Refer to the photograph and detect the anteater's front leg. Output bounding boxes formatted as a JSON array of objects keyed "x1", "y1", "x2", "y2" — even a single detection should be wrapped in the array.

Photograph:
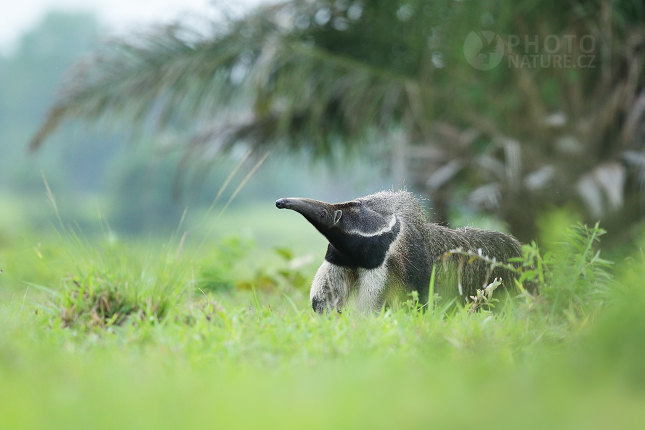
[{"x1": 310, "y1": 261, "x2": 356, "y2": 314}]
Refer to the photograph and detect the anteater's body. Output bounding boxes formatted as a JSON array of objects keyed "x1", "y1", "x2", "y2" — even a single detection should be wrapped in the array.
[{"x1": 275, "y1": 190, "x2": 522, "y2": 314}]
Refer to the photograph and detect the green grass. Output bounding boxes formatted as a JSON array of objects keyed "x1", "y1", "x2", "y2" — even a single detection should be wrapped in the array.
[{"x1": 1, "y1": 219, "x2": 645, "y2": 429}]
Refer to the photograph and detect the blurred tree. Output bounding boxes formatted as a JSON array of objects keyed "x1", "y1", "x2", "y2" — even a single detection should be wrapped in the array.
[
  {"x1": 30, "y1": 0, "x2": 645, "y2": 242},
  {"x1": 0, "y1": 11, "x2": 104, "y2": 191}
]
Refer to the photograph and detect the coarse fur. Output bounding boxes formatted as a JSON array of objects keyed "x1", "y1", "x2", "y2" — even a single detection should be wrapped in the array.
[{"x1": 276, "y1": 190, "x2": 523, "y2": 314}]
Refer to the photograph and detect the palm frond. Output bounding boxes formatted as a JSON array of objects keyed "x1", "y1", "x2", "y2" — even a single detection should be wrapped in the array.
[
  {"x1": 29, "y1": 0, "x2": 645, "y2": 240},
  {"x1": 30, "y1": 1, "x2": 432, "y2": 160},
  {"x1": 30, "y1": 16, "x2": 269, "y2": 151}
]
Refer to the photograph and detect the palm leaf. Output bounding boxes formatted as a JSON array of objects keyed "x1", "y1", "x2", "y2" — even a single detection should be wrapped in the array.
[
  {"x1": 30, "y1": 1, "x2": 436, "y2": 161},
  {"x1": 29, "y1": 0, "x2": 645, "y2": 240}
]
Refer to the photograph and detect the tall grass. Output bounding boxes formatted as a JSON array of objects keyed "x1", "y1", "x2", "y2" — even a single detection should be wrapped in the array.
[{"x1": 1, "y1": 220, "x2": 644, "y2": 429}]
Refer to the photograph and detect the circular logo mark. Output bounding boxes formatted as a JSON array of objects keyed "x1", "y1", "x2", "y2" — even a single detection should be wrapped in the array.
[{"x1": 463, "y1": 31, "x2": 504, "y2": 70}]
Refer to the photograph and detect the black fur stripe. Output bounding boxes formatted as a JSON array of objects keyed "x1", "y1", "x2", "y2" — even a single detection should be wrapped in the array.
[{"x1": 324, "y1": 219, "x2": 401, "y2": 269}]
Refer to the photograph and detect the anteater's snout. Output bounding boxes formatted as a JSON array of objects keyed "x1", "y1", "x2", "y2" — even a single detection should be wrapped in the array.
[{"x1": 275, "y1": 198, "x2": 289, "y2": 209}]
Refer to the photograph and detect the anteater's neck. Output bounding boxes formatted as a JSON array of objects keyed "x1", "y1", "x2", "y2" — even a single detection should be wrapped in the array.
[{"x1": 323, "y1": 219, "x2": 401, "y2": 269}]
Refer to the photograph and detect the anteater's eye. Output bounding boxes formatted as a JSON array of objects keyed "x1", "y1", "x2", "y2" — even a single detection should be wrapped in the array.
[{"x1": 320, "y1": 209, "x2": 327, "y2": 217}]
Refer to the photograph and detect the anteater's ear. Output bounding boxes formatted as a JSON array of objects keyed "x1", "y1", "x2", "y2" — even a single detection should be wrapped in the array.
[{"x1": 333, "y1": 210, "x2": 342, "y2": 225}]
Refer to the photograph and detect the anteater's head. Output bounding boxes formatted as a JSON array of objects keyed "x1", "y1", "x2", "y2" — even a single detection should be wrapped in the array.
[
  {"x1": 275, "y1": 197, "x2": 396, "y2": 242},
  {"x1": 276, "y1": 196, "x2": 400, "y2": 313}
]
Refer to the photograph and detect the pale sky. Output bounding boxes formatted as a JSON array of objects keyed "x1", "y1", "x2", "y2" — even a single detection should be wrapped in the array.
[{"x1": 0, "y1": 0, "x2": 268, "y2": 55}]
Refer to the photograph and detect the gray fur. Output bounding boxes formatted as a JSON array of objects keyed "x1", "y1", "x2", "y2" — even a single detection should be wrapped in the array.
[{"x1": 276, "y1": 190, "x2": 523, "y2": 314}]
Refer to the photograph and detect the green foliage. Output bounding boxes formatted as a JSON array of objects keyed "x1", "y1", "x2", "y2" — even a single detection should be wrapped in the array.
[
  {"x1": 542, "y1": 223, "x2": 613, "y2": 320},
  {"x1": 198, "y1": 236, "x2": 253, "y2": 293},
  {"x1": 27, "y1": 234, "x2": 192, "y2": 330},
  {"x1": 236, "y1": 247, "x2": 316, "y2": 292},
  {"x1": 2, "y1": 221, "x2": 645, "y2": 428},
  {"x1": 537, "y1": 208, "x2": 583, "y2": 252},
  {"x1": 436, "y1": 222, "x2": 612, "y2": 322}
]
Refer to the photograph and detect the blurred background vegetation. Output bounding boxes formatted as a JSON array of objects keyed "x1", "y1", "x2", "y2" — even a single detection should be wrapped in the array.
[
  {"x1": 0, "y1": 8, "x2": 389, "y2": 239},
  {"x1": 16, "y1": 0, "x2": 645, "y2": 248},
  {"x1": 1, "y1": 0, "x2": 644, "y2": 301},
  {"x1": 0, "y1": 1, "x2": 642, "y2": 256},
  {"x1": 2, "y1": 2, "x2": 645, "y2": 428}
]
